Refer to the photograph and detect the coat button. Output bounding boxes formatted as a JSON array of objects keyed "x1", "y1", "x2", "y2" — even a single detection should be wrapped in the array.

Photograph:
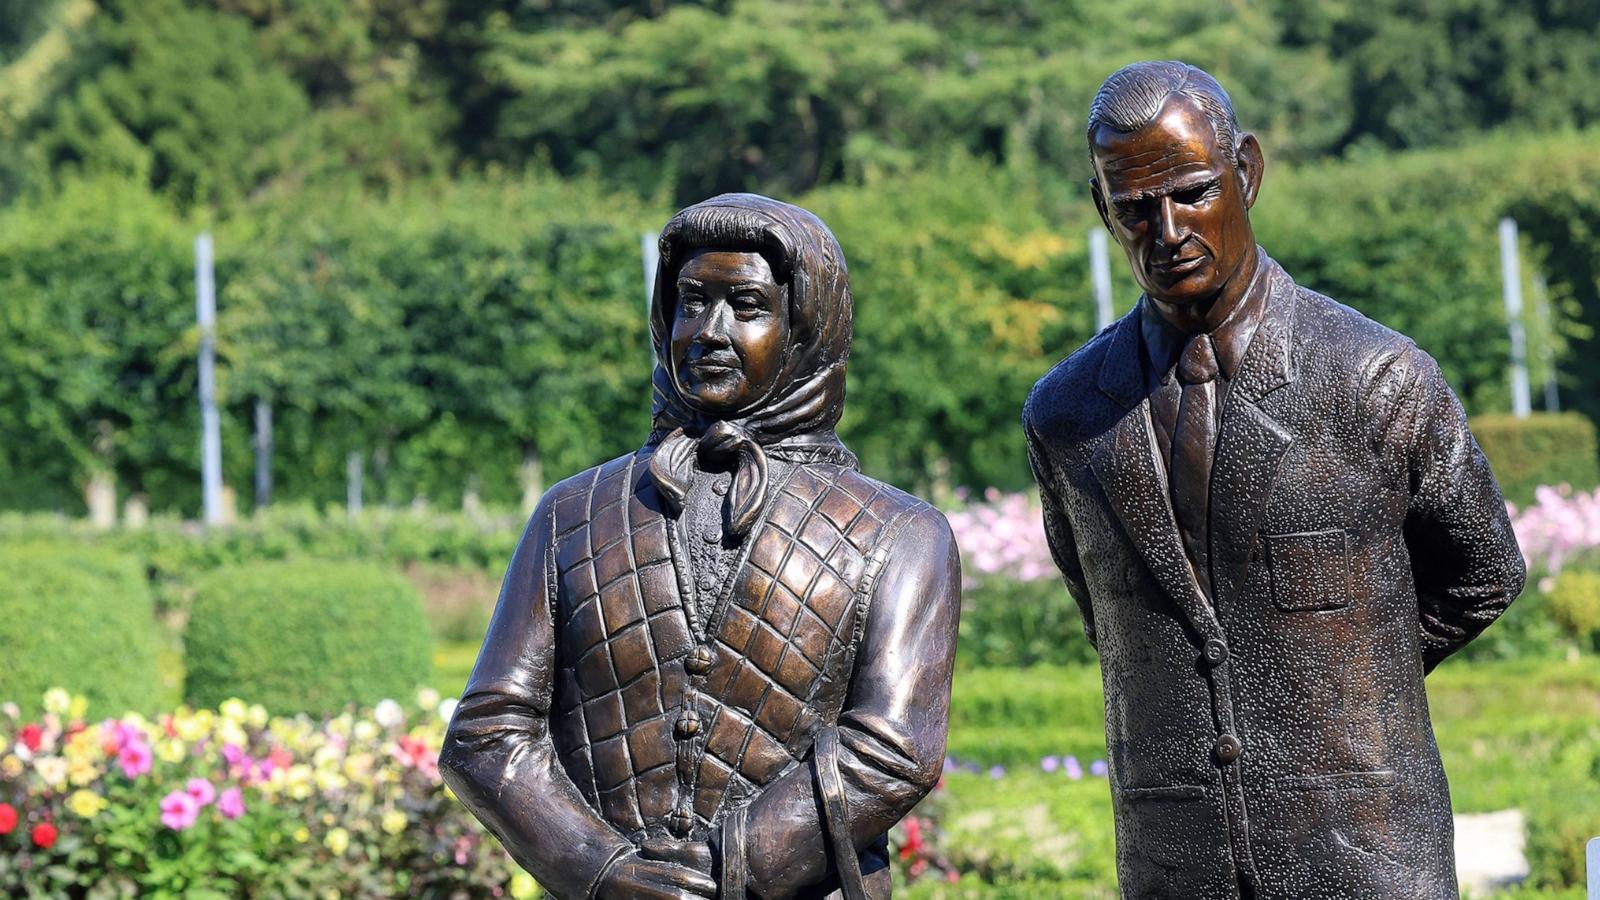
[
  {"x1": 685, "y1": 645, "x2": 716, "y2": 676},
  {"x1": 697, "y1": 574, "x2": 717, "y2": 591},
  {"x1": 1203, "y1": 639, "x2": 1229, "y2": 665},
  {"x1": 1214, "y1": 734, "x2": 1243, "y2": 765},
  {"x1": 712, "y1": 477, "x2": 730, "y2": 496},
  {"x1": 675, "y1": 710, "x2": 702, "y2": 739},
  {"x1": 702, "y1": 528, "x2": 720, "y2": 543}
]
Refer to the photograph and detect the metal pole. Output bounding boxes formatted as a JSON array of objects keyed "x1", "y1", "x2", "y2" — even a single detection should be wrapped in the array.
[
  {"x1": 1089, "y1": 229, "x2": 1114, "y2": 331},
  {"x1": 641, "y1": 231, "x2": 660, "y2": 362},
  {"x1": 346, "y1": 450, "x2": 363, "y2": 517},
  {"x1": 1587, "y1": 836, "x2": 1599, "y2": 900},
  {"x1": 1533, "y1": 274, "x2": 1560, "y2": 413},
  {"x1": 254, "y1": 399, "x2": 273, "y2": 509},
  {"x1": 195, "y1": 233, "x2": 223, "y2": 526},
  {"x1": 1497, "y1": 217, "x2": 1533, "y2": 419}
]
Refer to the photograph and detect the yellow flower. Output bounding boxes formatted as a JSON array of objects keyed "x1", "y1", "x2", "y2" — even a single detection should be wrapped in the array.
[
  {"x1": 220, "y1": 698, "x2": 248, "y2": 723},
  {"x1": 68, "y1": 696, "x2": 88, "y2": 721},
  {"x1": 157, "y1": 738, "x2": 187, "y2": 764},
  {"x1": 42, "y1": 688, "x2": 72, "y2": 716},
  {"x1": 175, "y1": 710, "x2": 209, "y2": 743},
  {"x1": 314, "y1": 769, "x2": 348, "y2": 793},
  {"x1": 68, "y1": 757, "x2": 99, "y2": 787},
  {"x1": 510, "y1": 872, "x2": 541, "y2": 900},
  {"x1": 324, "y1": 827, "x2": 350, "y2": 856},
  {"x1": 1, "y1": 755, "x2": 23, "y2": 778},
  {"x1": 353, "y1": 720, "x2": 378, "y2": 743},
  {"x1": 216, "y1": 719, "x2": 248, "y2": 749},
  {"x1": 286, "y1": 764, "x2": 314, "y2": 800},
  {"x1": 67, "y1": 789, "x2": 107, "y2": 819},
  {"x1": 293, "y1": 826, "x2": 311, "y2": 844},
  {"x1": 381, "y1": 808, "x2": 407, "y2": 836},
  {"x1": 247, "y1": 705, "x2": 269, "y2": 729}
]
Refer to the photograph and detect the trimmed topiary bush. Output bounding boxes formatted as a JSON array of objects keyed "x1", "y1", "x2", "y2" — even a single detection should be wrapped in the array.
[
  {"x1": 185, "y1": 561, "x2": 432, "y2": 715},
  {"x1": 1471, "y1": 412, "x2": 1600, "y2": 507},
  {"x1": 0, "y1": 542, "x2": 161, "y2": 716},
  {"x1": 1547, "y1": 568, "x2": 1600, "y2": 651}
]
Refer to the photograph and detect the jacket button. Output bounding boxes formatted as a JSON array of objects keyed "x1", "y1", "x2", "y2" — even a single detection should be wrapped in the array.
[
  {"x1": 685, "y1": 645, "x2": 716, "y2": 676},
  {"x1": 1214, "y1": 734, "x2": 1242, "y2": 764},
  {"x1": 675, "y1": 710, "x2": 702, "y2": 739},
  {"x1": 1203, "y1": 639, "x2": 1228, "y2": 665}
]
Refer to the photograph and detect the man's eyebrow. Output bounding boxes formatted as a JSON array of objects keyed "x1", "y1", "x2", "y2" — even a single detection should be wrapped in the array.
[
  {"x1": 1109, "y1": 175, "x2": 1220, "y2": 205},
  {"x1": 677, "y1": 276, "x2": 705, "y2": 288},
  {"x1": 728, "y1": 282, "x2": 772, "y2": 294}
]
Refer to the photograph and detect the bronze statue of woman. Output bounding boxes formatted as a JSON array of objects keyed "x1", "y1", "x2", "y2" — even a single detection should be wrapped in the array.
[{"x1": 441, "y1": 194, "x2": 961, "y2": 900}]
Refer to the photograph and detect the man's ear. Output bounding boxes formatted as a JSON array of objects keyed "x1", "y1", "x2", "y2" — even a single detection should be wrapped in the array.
[
  {"x1": 1235, "y1": 132, "x2": 1265, "y2": 209},
  {"x1": 1090, "y1": 177, "x2": 1113, "y2": 232}
]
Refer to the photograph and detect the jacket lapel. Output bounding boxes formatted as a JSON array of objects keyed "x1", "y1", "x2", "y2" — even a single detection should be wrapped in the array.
[
  {"x1": 1209, "y1": 262, "x2": 1297, "y2": 610},
  {"x1": 1089, "y1": 313, "x2": 1222, "y2": 642}
]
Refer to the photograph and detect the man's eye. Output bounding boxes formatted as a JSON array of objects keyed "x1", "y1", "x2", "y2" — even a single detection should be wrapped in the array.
[
  {"x1": 1175, "y1": 185, "x2": 1214, "y2": 205},
  {"x1": 679, "y1": 295, "x2": 705, "y2": 313}
]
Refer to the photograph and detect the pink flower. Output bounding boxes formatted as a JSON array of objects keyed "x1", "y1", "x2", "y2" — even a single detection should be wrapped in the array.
[
  {"x1": 119, "y1": 740, "x2": 153, "y2": 778},
  {"x1": 216, "y1": 787, "x2": 245, "y2": 821},
  {"x1": 159, "y1": 790, "x2": 200, "y2": 831},
  {"x1": 186, "y1": 778, "x2": 216, "y2": 807}
]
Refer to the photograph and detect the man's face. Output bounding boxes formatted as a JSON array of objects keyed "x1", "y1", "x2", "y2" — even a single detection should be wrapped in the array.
[
  {"x1": 1090, "y1": 94, "x2": 1261, "y2": 309},
  {"x1": 669, "y1": 249, "x2": 790, "y2": 416}
]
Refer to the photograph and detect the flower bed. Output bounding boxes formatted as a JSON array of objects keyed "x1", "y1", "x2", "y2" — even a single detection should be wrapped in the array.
[{"x1": 0, "y1": 688, "x2": 539, "y2": 898}]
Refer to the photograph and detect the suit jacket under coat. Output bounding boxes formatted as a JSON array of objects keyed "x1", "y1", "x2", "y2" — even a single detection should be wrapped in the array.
[{"x1": 1022, "y1": 257, "x2": 1526, "y2": 900}]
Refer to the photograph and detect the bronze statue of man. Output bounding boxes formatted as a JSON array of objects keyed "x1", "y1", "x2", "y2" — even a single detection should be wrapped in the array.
[
  {"x1": 1023, "y1": 61, "x2": 1527, "y2": 899},
  {"x1": 442, "y1": 194, "x2": 960, "y2": 900}
]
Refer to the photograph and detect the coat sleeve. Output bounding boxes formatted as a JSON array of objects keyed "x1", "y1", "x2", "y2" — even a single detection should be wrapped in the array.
[
  {"x1": 1024, "y1": 416, "x2": 1096, "y2": 648},
  {"x1": 438, "y1": 500, "x2": 635, "y2": 899},
  {"x1": 718, "y1": 505, "x2": 961, "y2": 900},
  {"x1": 1378, "y1": 344, "x2": 1528, "y2": 672}
]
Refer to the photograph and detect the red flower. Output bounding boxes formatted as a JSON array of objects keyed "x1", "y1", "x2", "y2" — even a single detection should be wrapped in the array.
[
  {"x1": 0, "y1": 803, "x2": 17, "y2": 835},
  {"x1": 18, "y1": 723, "x2": 43, "y2": 752},
  {"x1": 31, "y1": 822, "x2": 57, "y2": 850}
]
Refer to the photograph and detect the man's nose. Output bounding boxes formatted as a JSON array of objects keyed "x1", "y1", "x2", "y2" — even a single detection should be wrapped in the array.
[{"x1": 1155, "y1": 196, "x2": 1186, "y2": 247}]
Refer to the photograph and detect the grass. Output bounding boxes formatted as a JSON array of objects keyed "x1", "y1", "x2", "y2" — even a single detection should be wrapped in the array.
[{"x1": 430, "y1": 645, "x2": 1600, "y2": 897}]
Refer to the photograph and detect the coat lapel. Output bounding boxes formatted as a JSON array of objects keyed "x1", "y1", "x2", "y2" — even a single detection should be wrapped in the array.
[
  {"x1": 1209, "y1": 262, "x2": 1297, "y2": 610},
  {"x1": 1089, "y1": 313, "x2": 1221, "y2": 642}
]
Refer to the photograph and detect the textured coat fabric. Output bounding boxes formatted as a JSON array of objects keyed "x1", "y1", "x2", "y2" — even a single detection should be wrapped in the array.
[
  {"x1": 1023, "y1": 257, "x2": 1526, "y2": 900},
  {"x1": 439, "y1": 194, "x2": 960, "y2": 900}
]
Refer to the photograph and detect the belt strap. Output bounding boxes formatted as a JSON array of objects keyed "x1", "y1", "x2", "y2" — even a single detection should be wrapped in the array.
[{"x1": 814, "y1": 728, "x2": 868, "y2": 900}]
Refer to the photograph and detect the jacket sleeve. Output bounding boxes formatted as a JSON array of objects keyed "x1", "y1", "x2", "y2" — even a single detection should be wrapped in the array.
[
  {"x1": 1024, "y1": 417, "x2": 1096, "y2": 648},
  {"x1": 719, "y1": 506, "x2": 961, "y2": 900},
  {"x1": 438, "y1": 500, "x2": 635, "y2": 899},
  {"x1": 1379, "y1": 344, "x2": 1528, "y2": 672}
]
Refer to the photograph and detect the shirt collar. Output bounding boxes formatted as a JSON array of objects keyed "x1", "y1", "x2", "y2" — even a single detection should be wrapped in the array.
[{"x1": 1139, "y1": 246, "x2": 1271, "y2": 383}]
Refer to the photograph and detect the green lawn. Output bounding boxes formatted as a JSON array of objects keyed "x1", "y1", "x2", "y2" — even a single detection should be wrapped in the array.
[{"x1": 432, "y1": 645, "x2": 1600, "y2": 897}]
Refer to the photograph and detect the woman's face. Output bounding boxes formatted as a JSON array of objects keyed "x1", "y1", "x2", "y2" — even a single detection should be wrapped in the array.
[{"x1": 669, "y1": 249, "x2": 790, "y2": 416}]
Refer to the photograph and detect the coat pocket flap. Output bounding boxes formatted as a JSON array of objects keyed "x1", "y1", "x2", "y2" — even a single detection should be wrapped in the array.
[
  {"x1": 1264, "y1": 529, "x2": 1352, "y2": 612},
  {"x1": 1272, "y1": 769, "x2": 1397, "y2": 792}
]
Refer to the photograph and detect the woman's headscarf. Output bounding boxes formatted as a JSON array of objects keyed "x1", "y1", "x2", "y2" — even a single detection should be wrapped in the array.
[{"x1": 647, "y1": 193, "x2": 856, "y2": 537}]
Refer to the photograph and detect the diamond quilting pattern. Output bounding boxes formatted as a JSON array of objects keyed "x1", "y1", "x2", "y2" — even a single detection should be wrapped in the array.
[{"x1": 546, "y1": 452, "x2": 917, "y2": 837}]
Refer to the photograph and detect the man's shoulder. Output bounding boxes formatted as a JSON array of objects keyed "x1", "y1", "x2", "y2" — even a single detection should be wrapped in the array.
[
  {"x1": 1023, "y1": 316, "x2": 1125, "y2": 438},
  {"x1": 1289, "y1": 282, "x2": 1415, "y2": 362}
]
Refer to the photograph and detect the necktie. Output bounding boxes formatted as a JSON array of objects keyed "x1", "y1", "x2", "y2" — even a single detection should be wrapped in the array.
[{"x1": 1171, "y1": 333, "x2": 1219, "y2": 598}]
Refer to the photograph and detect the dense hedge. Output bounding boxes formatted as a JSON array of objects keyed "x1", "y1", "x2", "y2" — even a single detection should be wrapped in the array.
[
  {"x1": 185, "y1": 561, "x2": 432, "y2": 715},
  {"x1": 0, "y1": 542, "x2": 161, "y2": 716},
  {"x1": 4, "y1": 132, "x2": 1599, "y2": 510},
  {"x1": 1472, "y1": 412, "x2": 1600, "y2": 507}
]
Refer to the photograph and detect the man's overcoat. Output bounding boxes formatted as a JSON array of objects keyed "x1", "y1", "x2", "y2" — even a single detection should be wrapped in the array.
[{"x1": 1023, "y1": 258, "x2": 1526, "y2": 900}]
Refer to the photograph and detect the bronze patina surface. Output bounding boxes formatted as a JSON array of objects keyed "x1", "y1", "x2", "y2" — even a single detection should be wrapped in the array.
[
  {"x1": 442, "y1": 194, "x2": 961, "y2": 900},
  {"x1": 1023, "y1": 61, "x2": 1527, "y2": 899}
]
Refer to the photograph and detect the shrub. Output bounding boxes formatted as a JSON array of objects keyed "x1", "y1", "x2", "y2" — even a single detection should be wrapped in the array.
[
  {"x1": 1524, "y1": 778, "x2": 1600, "y2": 890},
  {"x1": 0, "y1": 542, "x2": 161, "y2": 716},
  {"x1": 185, "y1": 561, "x2": 432, "y2": 715},
  {"x1": 958, "y1": 576, "x2": 1097, "y2": 670},
  {"x1": 1547, "y1": 568, "x2": 1600, "y2": 650},
  {"x1": 1471, "y1": 412, "x2": 1600, "y2": 508}
]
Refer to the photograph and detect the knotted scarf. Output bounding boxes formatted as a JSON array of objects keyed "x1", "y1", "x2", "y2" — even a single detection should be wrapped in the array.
[{"x1": 645, "y1": 194, "x2": 858, "y2": 537}]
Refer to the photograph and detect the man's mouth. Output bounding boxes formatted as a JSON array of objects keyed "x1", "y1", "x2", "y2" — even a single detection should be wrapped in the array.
[{"x1": 1151, "y1": 254, "x2": 1206, "y2": 277}]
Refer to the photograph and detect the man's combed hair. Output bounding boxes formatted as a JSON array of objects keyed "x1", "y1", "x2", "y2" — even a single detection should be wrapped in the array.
[{"x1": 1087, "y1": 61, "x2": 1242, "y2": 164}]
